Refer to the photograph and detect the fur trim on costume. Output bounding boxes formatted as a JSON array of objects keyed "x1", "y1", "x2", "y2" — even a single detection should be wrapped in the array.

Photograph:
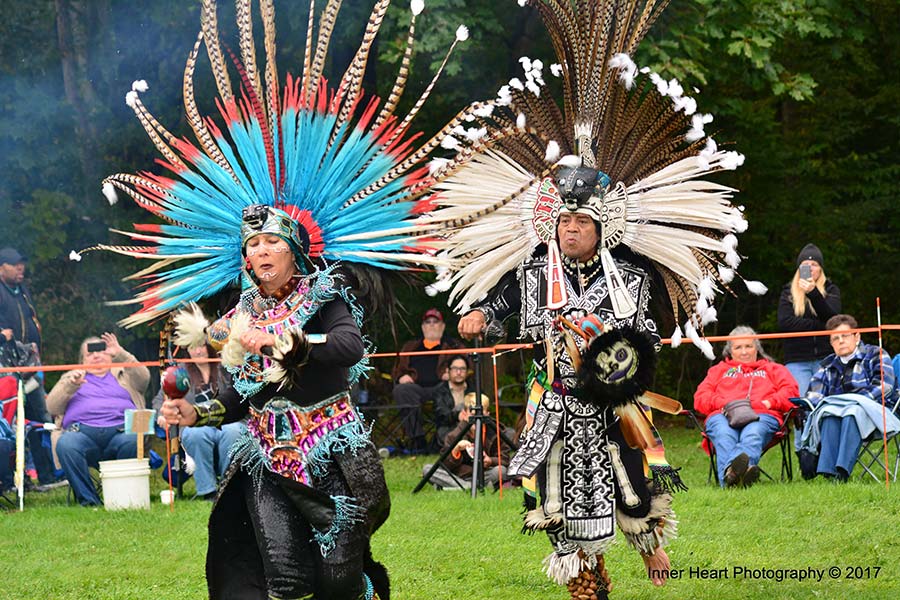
[
  {"x1": 578, "y1": 538, "x2": 617, "y2": 559},
  {"x1": 522, "y1": 508, "x2": 564, "y2": 533},
  {"x1": 574, "y1": 327, "x2": 657, "y2": 410},
  {"x1": 616, "y1": 493, "x2": 678, "y2": 555},
  {"x1": 221, "y1": 311, "x2": 251, "y2": 368},
  {"x1": 172, "y1": 302, "x2": 210, "y2": 348},
  {"x1": 543, "y1": 551, "x2": 594, "y2": 586},
  {"x1": 263, "y1": 329, "x2": 312, "y2": 389},
  {"x1": 651, "y1": 464, "x2": 688, "y2": 494}
]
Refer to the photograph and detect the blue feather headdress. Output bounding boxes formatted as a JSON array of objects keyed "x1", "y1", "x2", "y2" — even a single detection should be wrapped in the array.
[{"x1": 86, "y1": 0, "x2": 470, "y2": 327}]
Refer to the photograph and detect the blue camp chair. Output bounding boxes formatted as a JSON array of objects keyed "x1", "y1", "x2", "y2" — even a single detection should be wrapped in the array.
[{"x1": 854, "y1": 354, "x2": 900, "y2": 482}]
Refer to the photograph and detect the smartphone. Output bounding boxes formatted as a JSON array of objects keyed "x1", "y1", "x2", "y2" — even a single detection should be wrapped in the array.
[
  {"x1": 798, "y1": 264, "x2": 812, "y2": 280},
  {"x1": 86, "y1": 341, "x2": 107, "y2": 353}
]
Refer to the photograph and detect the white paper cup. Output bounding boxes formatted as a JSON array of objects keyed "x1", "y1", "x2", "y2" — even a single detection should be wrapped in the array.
[{"x1": 160, "y1": 490, "x2": 174, "y2": 505}]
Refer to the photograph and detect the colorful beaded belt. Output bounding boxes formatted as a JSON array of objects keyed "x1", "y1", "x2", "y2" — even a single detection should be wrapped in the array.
[{"x1": 247, "y1": 393, "x2": 364, "y2": 485}]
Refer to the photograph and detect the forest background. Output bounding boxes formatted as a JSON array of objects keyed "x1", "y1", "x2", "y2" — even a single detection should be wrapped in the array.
[{"x1": 1, "y1": 0, "x2": 898, "y2": 403}]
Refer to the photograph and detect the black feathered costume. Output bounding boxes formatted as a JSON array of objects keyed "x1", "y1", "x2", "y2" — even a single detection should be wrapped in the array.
[
  {"x1": 473, "y1": 248, "x2": 680, "y2": 594},
  {"x1": 420, "y1": 1, "x2": 757, "y2": 593},
  {"x1": 189, "y1": 258, "x2": 390, "y2": 600}
]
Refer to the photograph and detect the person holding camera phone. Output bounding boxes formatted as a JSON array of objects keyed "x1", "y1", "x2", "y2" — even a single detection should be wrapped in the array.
[
  {"x1": 777, "y1": 244, "x2": 841, "y2": 454},
  {"x1": 693, "y1": 326, "x2": 798, "y2": 487},
  {"x1": 777, "y1": 243, "x2": 841, "y2": 397},
  {"x1": 46, "y1": 332, "x2": 150, "y2": 506}
]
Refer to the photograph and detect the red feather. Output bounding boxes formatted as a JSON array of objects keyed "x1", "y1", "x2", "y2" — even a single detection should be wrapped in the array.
[
  {"x1": 224, "y1": 45, "x2": 279, "y2": 198},
  {"x1": 277, "y1": 206, "x2": 325, "y2": 258},
  {"x1": 133, "y1": 223, "x2": 163, "y2": 233}
]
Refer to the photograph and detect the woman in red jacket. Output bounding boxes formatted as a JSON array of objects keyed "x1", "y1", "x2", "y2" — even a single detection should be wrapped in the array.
[{"x1": 694, "y1": 326, "x2": 799, "y2": 487}]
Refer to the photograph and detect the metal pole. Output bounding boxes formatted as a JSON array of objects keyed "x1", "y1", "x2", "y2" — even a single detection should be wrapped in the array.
[{"x1": 470, "y1": 349, "x2": 484, "y2": 498}]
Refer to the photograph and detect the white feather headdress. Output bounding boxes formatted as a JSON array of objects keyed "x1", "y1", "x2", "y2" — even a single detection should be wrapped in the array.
[{"x1": 421, "y1": 0, "x2": 762, "y2": 355}]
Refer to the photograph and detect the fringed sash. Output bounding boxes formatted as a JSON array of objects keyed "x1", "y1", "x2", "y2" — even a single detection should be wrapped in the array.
[{"x1": 235, "y1": 393, "x2": 370, "y2": 487}]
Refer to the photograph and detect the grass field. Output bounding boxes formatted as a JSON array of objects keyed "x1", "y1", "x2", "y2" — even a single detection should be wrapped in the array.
[{"x1": 2, "y1": 418, "x2": 899, "y2": 600}]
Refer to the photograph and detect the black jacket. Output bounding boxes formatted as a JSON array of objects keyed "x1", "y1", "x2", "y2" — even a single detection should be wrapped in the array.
[
  {"x1": 0, "y1": 281, "x2": 41, "y2": 350},
  {"x1": 433, "y1": 380, "x2": 474, "y2": 442},
  {"x1": 776, "y1": 280, "x2": 841, "y2": 363}
]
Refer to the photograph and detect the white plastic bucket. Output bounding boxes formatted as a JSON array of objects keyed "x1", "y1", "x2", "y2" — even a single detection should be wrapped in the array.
[{"x1": 98, "y1": 458, "x2": 151, "y2": 510}]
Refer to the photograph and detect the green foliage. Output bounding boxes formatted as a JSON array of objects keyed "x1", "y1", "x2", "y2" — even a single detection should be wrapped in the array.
[
  {"x1": 636, "y1": 0, "x2": 900, "y2": 399},
  {"x1": 19, "y1": 190, "x2": 75, "y2": 261},
  {"x1": 642, "y1": 0, "x2": 848, "y2": 101},
  {"x1": 0, "y1": 0, "x2": 898, "y2": 397},
  {"x1": 375, "y1": 0, "x2": 537, "y2": 137}
]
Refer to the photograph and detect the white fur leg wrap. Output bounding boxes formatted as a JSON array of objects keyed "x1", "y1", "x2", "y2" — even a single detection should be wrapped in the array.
[
  {"x1": 617, "y1": 493, "x2": 678, "y2": 556},
  {"x1": 523, "y1": 508, "x2": 564, "y2": 531},
  {"x1": 172, "y1": 302, "x2": 210, "y2": 348},
  {"x1": 543, "y1": 551, "x2": 596, "y2": 586}
]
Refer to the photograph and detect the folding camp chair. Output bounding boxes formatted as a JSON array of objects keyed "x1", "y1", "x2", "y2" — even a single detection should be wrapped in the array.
[
  {"x1": 65, "y1": 468, "x2": 102, "y2": 505},
  {"x1": 0, "y1": 418, "x2": 14, "y2": 507},
  {"x1": 682, "y1": 408, "x2": 795, "y2": 485},
  {"x1": 1, "y1": 379, "x2": 37, "y2": 502},
  {"x1": 854, "y1": 355, "x2": 900, "y2": 482}
]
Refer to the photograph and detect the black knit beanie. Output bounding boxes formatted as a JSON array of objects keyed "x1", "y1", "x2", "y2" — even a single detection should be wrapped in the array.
[{"x1": 796, "y1": 243, "x2": 824, "y2": 268}]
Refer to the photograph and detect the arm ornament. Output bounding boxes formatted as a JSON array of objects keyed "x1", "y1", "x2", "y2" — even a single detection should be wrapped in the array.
[
  {"x1": 263, "y1": 329, "x2": 312, "y2": 389},
  {"x1": 193, "y1": 399, "x2": 228, "y2": 427},
  {"x1": 172, "y1": 302, "x2": 211, "y2": 349}
]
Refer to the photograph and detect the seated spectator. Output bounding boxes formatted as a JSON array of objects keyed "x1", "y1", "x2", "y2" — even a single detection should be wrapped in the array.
[
  {"x1": 0, "y1": 338, "x2": 59, "y2": 488},
  {"x1": 46, "y1": 333, "x2": 150, "y2": 506},
  {"x1": 392, "y1": 308, "x2": 464, "y2": 452},
  {"x1": 423, "y1": 392, "x2": 511, "y2": 491},
  {"x1": 153, "y1": 344, "x2": 246, "y2": 500},
  {"x1": 694, "y1": 326, "x2": 798, "y2": 488},
  {"x1": 798, "y1": 314, "x2": 900, "y2": 481},
  {"x1": 432, "y1": 355, "x2": 473, "y2": 444}
]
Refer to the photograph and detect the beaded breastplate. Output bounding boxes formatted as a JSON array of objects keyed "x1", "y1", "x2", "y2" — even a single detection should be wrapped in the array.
[{"x1": 208, "y1": 265, "x2": 366, "y2": 399}]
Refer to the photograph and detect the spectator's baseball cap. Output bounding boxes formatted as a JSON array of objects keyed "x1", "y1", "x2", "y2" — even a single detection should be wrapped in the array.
[
  {"x1": 0, "y1": 248, "x2": 25, "y2": 265},
  {"x1": 422, "y1": 308, "x2": 443, "y2": 323}
]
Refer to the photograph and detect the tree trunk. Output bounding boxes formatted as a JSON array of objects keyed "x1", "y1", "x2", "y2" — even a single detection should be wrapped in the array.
[{"x1": 54, "y1": 0, "x2": 103, "y2": 200}]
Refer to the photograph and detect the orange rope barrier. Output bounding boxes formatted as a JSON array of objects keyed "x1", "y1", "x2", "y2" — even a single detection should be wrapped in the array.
[
  {"x1": 659, "y1": 326, "x2": 879, "y2": 345},
  {"x1": 1, "y1": 325, "x2": 894, "y2": 375},
  {"x1": 5, "y1": 320, "x2": 896, "y2": 490},
  {"x1": 0, "y1": 357, "x2": 220, "y2": 375},
  {"x1": 367, "y1": 346, "x2": 527, "y2": 359}
]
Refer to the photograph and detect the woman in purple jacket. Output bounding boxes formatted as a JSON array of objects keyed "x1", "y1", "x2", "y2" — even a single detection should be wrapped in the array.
[{"x1": 47, "y1": 332, "x2": 150, "y2": 506}]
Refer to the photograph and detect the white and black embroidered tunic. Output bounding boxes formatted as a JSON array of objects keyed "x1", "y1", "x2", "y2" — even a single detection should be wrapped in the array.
[{"x1": 472, "y1": 251, "x2": 676, "y2": 584}]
